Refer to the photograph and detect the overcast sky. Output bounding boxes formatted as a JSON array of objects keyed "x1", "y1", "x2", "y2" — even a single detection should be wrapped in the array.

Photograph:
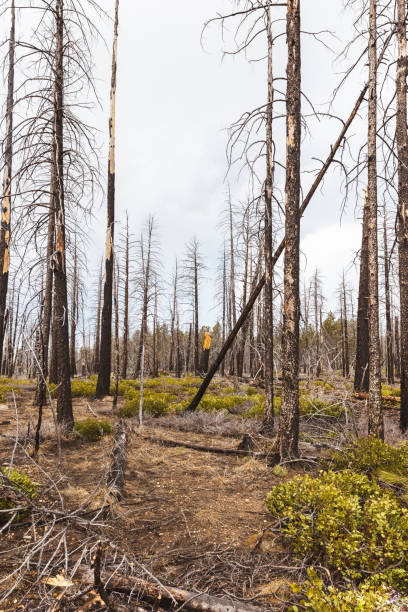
[{"x1": 12, "y1": 0, "x2": 382, "y2": 327}]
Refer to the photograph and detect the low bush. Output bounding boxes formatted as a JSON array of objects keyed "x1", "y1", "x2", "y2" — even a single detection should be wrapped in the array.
[
  {"x1": 74, "y1": 418, "x2": 112, "y2": 441},
  {"x1": 265, "y1": 469, "x2": 408, "y2": 587},
  {"x1": 382, "y1": 384, "x2": 401, "y2": 397},
  {"x1": 299, "y1": 395, "x2": 344, "y2": 418},
  {"x1": 331, "y1": 436, "x2": 408, "y2": 477},
  {"x1": 118, "y1": 391, "x2": 176, "y2": 418},
  {"x1": 291, "y1": 569, "x2": 402, "y2": 611},
  {"x1": 0, "y1": 467, "x2": 37, "y2": 524},
  {"x1": 71, "y1": 380, "x2": 97, "y2": 397}
]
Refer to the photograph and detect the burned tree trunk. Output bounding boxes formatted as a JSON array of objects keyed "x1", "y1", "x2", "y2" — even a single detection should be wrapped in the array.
[
  {"x1": 120, "y1": 213, "x2": 129, "y2": 379},
  {"x1": 69, "y1": 237, "x2": 78, "y2": 377},
  {"x1": 279, "y1": 0, "x2": 301, "y2": 459},
  {"x1": 0, "y1": 0, "x2": 15, "y2": 368},
  {"x1": 354, "y1": 190, "x2": 370, "y2": 392},
  {"x1": 112, "y1": 262, "x2": 120, "y2": 408},
  {"x1": 383, "y1": 207, "x2": 394, "y2": 384},
  {"x1": 366, "y1": 0, "x2": 383, "y2": 439},
  {"x1": 169, "y1": 260, "x2": 178, "y2": 373},
  {"x1": 53, "y1": 0, "x2": 73, "y2": 428},
  {"x1": 94, "y1": 262, "x2": 102, "y2": 374},
  {"x1": 342, "y1": 275, "x2": 350, "y2": 378},
  {"x1": 396, "y1": 0, "x2": 408, "y2": 431},
  {"x1": 136, "y1": 220, "x2": 153, "y2": 376},
  {"x1": 96, "y1": 0, "x2": 119, "y2": 398},
  {"x1": 262, "y1": 4, "x2": 275, "y2": 436}
]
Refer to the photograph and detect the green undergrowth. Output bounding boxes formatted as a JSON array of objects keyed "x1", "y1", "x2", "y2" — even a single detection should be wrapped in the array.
[
  {"x1": 0, "y1": 467, "x2": 37, "y2": 524},
  {"x1": 74, "y1": 418, "x2": 113, "y2": 441},
  {"x1": 267, "y1": 438, "x2": 408, "y2": 610}
]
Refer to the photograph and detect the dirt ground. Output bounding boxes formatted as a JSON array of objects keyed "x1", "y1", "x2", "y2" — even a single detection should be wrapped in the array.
[{"x1": 0, "y1": 378, "x2": 404, "y2": 610}]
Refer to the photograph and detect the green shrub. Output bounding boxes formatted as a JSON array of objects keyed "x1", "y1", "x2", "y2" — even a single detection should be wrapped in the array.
[
  {"x1": 331, "y1": 436, "x2": 408, "y2": 477},
  {"x1": 265, "y1": 470, "x2": 408, "y2": 586},
  {"x1": 199, "y1": 394, "x2": 247, "y2": 413},
  {"x1": 118, "y1": 391, "x2": 176, "y2": 418},
  {"x1": 290, "y1": 569, "x2": 400, "y2": 611},
  {"x1": 74, "y1": 418, "x2": 112, "y2": 441},
  {"x1": 382, "y1": 384, "x2": 401, "y2": 397},
  {"x1": 71, "y1": 380, "x2": 97, "y2": 397},
  {"x1": 299, "y1": 395, "x2": 344, "y2": 417},
  {"x1": 0, "y1": 467, "x2": 37, "y2": 524}
]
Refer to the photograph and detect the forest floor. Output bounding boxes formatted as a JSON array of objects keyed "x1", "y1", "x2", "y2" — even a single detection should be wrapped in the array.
[{"x1": 0, "y1": 374, "x2": 405, "y2": 610}]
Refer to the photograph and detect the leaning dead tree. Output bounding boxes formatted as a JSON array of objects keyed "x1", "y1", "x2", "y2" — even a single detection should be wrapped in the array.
[{"x1": 96, "y1": 0, "x2": 120, "y2": 397}]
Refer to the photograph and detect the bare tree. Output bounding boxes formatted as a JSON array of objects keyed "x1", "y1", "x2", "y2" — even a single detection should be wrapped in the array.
[
  {"x1": 0, "y1": 0, "x2": 15, "y2": 368},
  {"x1": 354, "y1": 190, "x2": 370, "y2": 392},
  {"x1": 279, "y1": 0, "x2": 301, "y2": 459},
  {"x1": 366, "y1": 0, "x2": 383, "y2": 439},
  {"x1": 396, "y1": 0, "x2": 408, "y2": 431},
  {"x1": 96, "y1": 0, "x2": 119, "y2": 398},
  {"x1": 120, "y1": 212, "x2": 129, "y2": 379}
]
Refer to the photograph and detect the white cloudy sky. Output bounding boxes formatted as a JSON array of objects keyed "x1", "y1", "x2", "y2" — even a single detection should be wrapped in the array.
[{"x1": 10, "y1": 0, "x2": 391, "y2": 326}]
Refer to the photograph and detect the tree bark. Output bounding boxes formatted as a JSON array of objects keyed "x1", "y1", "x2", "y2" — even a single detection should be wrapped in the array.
[
  {"x1": 354, "y1": 190, "x2": 370, "y2": 392},
  {"x1": 96, "y1": 0, "x2": 119, "y2": 397},
  {"x1": 94, "y1": 262, "x2": 102, "y2": 374},
  {"x1": 120, "y1": 213, "x2": 129, "y2": 379},
  {"x1": 342, "y1": 275, "x2": 349, "y2": 377},
  {"x1": 53, "y1": 0, "x2": 73, "y2": 428},
  {"x1": 396, "y1": 0, "x2": 408, "y2": 431},
  {"x1": 383, "y1": 207, "x2": 394, "y2": 384},
  {"x1": 136, "y1": 220, "x2": 153, "y2": 376},
  {"x1": 0, "y1": 0, "x2": 15, "y2": 369},
  {"x1": 69, "y1": 236, "x2": 78, "y2": 377},
  {"x1": 262, "y1": 4, "x2": 275, "y2": 436},
  {"x1": 395, "y1": 315, "x2": 401, "y2": 379},
  {"x1": 279, "y1": 0, "x2": 301, "y2": 459},
  {"x1": 366, "y1": 0, "x2": 383, "y2": 439}
]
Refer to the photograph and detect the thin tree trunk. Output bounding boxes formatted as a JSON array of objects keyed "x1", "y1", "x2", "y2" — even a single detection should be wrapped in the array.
[
  {"x1": 69, "y1": 236, "x2": 78, "y2": 377},
  {"x1": 396, "y1": 0, "x2": 408, "y2": 430},
  {"x1": 194, "y1": 251, "x2": 199, "y2": 375},
  {"x1": 120, "y1": 213, "x2": 129, "y2": 379},
  {"x1": 343, "y1": 275, "x2": 350, "y2": 377},
  {"x1": 279, "y1": 0, "x2": 301, "y2": 459},
  {"x1": 238, "y1": 215, "x2": 250, "y2": 379},
  {"x1": 314, "y1": 272, "x2": 321, "y2": 377},
  {"x1": 367, "y1": 0, "x2": 383, "y2": 439},
  {"x1": 136, "y1": 223, "x2": 152, "y2": 375},
  {"x1": 354, "y1": 190, "x2": 370, "y2": 392},
  {"x1": 262, "y1": 3, "x2": 275, "y2": 436},
  {"x1": 94, "y1": 262, "x2": 102, "y2": 374},
  {"x1": 383, "y1": 207, "x2": 394, "y2": 384},
  {"x1": 395, "y1": 315, "x2": 401, "y2": 379},
  {"x1": 169, "y1": 260, "x2": 178, "y2": 373},
  {"x1": 96, "y1": 0, "x2": 119, "y2": 397},
  {"x1": 153, "y1": 284, "x2": 158, "y2": 377},
  {"x1": 112, "y1": 262, "x2": 120, "y2": 408},
  {"x1": 186, "y1": 323, "x2": 192, "y2": 373},
  {"x1": 53, "y1": 0, "x2": 73, "y2": 428},
  {"x1": 0, "y1": 0, "x2": 15, "y2": 369},
  {"x1": 221, "y1": 247, "x2": 226, "y2": 377}
]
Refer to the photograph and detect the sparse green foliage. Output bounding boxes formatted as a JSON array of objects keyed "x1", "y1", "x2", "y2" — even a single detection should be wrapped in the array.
[
  {"x1": 74, "y1": 418, "x2": 113, "y2": 441},
  {"x1": 331, "y1": 436, "x2": 408, "y2": 477},
  {"x1": 0, "y1": 467, "x2": 37, "y2": 524},
  {"x1": 266, "y1": 470, "x2": 408, "y2": 587}
]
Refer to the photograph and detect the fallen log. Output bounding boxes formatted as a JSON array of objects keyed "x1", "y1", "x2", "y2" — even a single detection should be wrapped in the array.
[
  {"x1": 352, "y1": 392, "x2": 400, "y2": 404},
  {"x1": 98, "y1": 570, "x2": 261, "y2": 612},
  {"x1": 141, "y1": 433, "x2": 266, "y2": 458},
  {"x1": 107, "y1": 419, "x2": 127, "y2": 499}
]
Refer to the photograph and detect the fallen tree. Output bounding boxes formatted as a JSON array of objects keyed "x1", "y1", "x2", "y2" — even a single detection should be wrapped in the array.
[{"x1": 96, "y1": 570, "x2": 262, "y2": 612}]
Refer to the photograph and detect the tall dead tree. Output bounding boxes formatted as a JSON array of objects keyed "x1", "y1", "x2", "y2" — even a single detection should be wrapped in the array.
[
  {"x1": 0, "y1": 0, "x2": 15, "y2": 368},
  {"x1": 53, "y1": 0, "x2": 73, "y2": 427},
  {"x1": 313, "y1": 270, "x2": 321, "y2": 376},
  {"x1": 366, "y1": 0, "x2": 383, "y2": 439},
  {"x1": 279, "y1": 0, "x2": 301, "y2": 459},
  {"x1": 168, "y1": 260, "x2": 178, "y2": 373},
  {"x1": 120, "y1": 213, "x2": 129, "y2": 379},
  {"x1": 262, "y1": 3, "x2": 274, "y2": 436},
  {"x1": 69, "y1": 236, "x2": 78, "y2": 377},
  {"x1": 383, "y1": 205, "x2": 394, "y2": 384},
  {"x1": 96, "y1": 0, "x2": 119, "y2": 397},
  {"x1": 93, "y1": 262, "x2": 102, "y2": 373},
  {"x1": 342, "y1": 274, "x2": 350, "y2": 378},
  {"x1": 136, "y1": 217, "x2": 154, "y2": 375},
  {"x1": 354, "y1": 190, "x2": 370, "y2": 392},
  {"x1": 395, "y1": 315, "x2": 401, "y2": 379},
  {"x1": 396, "y1": 0, "x2": 408, "y2": 431}
]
